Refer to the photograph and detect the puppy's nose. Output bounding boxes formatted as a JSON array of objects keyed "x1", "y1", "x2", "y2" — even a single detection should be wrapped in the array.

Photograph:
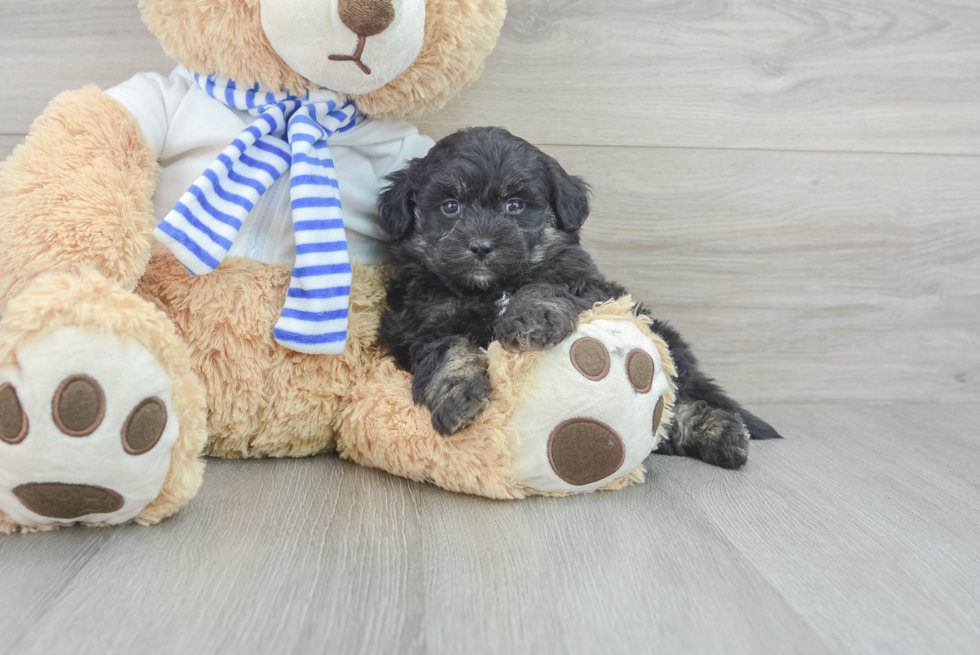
[
  {"x1": 337, "y1": 0, "x2": 396, "y2": 37},
  {"x1": 469, "y1": 239, "x2": 495, "y2": 258}
]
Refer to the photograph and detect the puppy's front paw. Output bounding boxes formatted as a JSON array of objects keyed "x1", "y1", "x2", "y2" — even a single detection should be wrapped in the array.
[
  {"x1": 495, "y1": 305, "x2": 578, "y2": 352},
  {"x1": 427, "y1": 372, "x2": 493, "y2": 436}
]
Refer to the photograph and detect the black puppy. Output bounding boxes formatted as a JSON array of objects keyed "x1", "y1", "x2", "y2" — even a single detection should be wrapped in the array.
[{"x1": 377, "y1": 127, "x2": 780, "y2": 469}]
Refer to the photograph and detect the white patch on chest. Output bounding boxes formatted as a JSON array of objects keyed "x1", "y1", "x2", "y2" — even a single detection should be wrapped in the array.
[{"x1": 496, "y1": 292, "x2": 511, "y2": 317}]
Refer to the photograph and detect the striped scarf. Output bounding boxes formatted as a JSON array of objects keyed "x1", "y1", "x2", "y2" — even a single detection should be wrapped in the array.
[{"x1": 154, "y1": 71, "x2": 358, "y2": 355}]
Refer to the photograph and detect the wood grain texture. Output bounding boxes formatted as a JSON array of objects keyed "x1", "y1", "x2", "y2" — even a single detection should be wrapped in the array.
[
  {"x1": 2, "y1": 404, "x2": 979, "y2": 655},
  {"x1": 3, "y1": 1, "x2": 980, "y2": 154},
  {"x1": 0, "y1": 0, "x2": 173, "y2": 136},
  {"x1": 416, "y1": 462, "x2": 830, "y2": 655},
  {"x1": 664, "y1": 403, "x2": 980, "y2": 655},
  {"x1": 2, "y1": 457, "x2": 427, "y2": 655},
  {"x1": 415, "y1": 0, "x2": 980, "y2": 154},
  {"x1": 553, "y1": 145, "x2": 980, "y2": 404}
]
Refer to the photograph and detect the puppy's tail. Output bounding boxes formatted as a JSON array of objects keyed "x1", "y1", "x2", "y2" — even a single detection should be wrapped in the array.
[{"x1": 742, "y1": 409, "x2": 783, "y2": 440}]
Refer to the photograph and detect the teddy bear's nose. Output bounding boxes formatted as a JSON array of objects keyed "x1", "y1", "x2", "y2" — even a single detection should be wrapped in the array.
[{"x1": 337, "y1": 0, "x2": 396, "y2": 37}]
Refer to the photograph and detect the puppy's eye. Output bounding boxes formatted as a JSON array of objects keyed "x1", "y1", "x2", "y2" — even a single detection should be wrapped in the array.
[
  {"x1": 441, "y1": 200, "x2": 461, "y2": 216},
  {"x1": 505, "y1": 199, "x2": 525, "y2": 214}
]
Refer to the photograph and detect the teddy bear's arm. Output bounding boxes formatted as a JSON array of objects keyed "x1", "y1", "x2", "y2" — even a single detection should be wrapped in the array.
[{"x1": 0, "y1": 87, "x2": 159, "y2": 309}]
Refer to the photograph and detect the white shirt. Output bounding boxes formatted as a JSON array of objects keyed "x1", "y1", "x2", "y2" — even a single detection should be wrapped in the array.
[{"x1": 106, "y1": 67, "x2": 433, "y2": 265}]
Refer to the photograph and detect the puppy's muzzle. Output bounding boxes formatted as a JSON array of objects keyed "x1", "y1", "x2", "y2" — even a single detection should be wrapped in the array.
[{"x1": 469, "y1": 239, "x2": 495, "y2": 259}]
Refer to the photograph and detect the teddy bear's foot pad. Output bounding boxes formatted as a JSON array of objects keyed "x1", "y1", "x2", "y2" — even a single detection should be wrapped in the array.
[
  {"x1": 0, "y1": 327, "x2": 178, "y2": 527},
  {"x1": 548, "y1": 418, "x2": 626, "y2": 486},
  {"x1": 511, "y1": 319, "x2": 671, "y2": 495},
  {"x1": 12, "y1": 482, "x2": 124, "y2": 520},
  {"x1": 0, "y1": 383, "x2": 29, "y2": 444}
]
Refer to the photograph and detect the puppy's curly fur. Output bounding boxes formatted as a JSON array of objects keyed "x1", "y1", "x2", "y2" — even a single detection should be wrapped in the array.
[{"x1": 378, "y1": 127, "x2": 780, "y2": 469}]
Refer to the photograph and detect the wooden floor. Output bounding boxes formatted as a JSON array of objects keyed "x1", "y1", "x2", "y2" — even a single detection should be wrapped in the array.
[
  {"x1": 2, "y1": 404, "x2": 980, "y2": 654},
  {"x1": 1, "y1": 1, "x2": 979, "y2": 654}
]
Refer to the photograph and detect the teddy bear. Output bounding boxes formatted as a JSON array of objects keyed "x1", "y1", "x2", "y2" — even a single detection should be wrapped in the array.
[{"x1": 0, "y1": 0, "x2": 679, "y2": 533}]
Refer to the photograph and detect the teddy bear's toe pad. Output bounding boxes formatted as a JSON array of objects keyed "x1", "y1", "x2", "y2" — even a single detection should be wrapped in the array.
[
  {"x1": 0, "y1": 327, "x2": 179, "y2": 527},
  {"x1": 510, "y1": 319, "x2": 671, "y2": 495},
  {"x1": 0, "y1": 384, "x2": 29, "y2": 444},
  {"x1": 569, "y1": 337, "x2": 611, "y2": 381},
  {"x1": 53, "y1": 375, "x2": 106, "y2": 437}
]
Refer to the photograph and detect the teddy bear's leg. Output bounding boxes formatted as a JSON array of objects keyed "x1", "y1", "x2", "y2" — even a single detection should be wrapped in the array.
[
  {"x1": 138, "y1": 252, "x2": 389, "y2": 459},
  {"x1": 0, "y1": 88, "x2": 198, "y2": 532},
  {"x1": 505, "y1": 310, "x2": 676, "y2": 496},
  {"x1": 0, "y1": 86, "x2": 158, "y2": 312},
  {"x1": 0, "y1": 270, "x2": 208, "y2": 532},
  {"x1": 339, "y1": 352, "x2": 525, "y2": 499},
  {"x1": 337, "y1": 299, "x2": 675, "y2": 499}
]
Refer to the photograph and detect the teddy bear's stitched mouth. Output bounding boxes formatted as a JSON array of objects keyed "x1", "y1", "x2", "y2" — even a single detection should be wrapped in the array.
[{"x1": 329, "y1": 35, "x2": 373, "y2": 75}]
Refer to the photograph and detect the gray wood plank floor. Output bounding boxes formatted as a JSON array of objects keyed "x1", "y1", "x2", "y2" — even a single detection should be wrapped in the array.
[
  {"x1": 2, "y1": 404, "x2": 979, "y2": 655},
  {"x1": 2, "y1": 0, "x2": 979, "y2": 653}
]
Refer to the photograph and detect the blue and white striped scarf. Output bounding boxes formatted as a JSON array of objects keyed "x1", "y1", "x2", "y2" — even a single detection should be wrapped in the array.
[{"x1": 154, "y1": 71, "x2": 357, "y2": 355}]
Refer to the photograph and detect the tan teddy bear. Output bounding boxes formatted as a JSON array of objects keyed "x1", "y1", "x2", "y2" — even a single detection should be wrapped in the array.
[{"x1": 0, "y1": 0, "x2": 677, "y2": 533}]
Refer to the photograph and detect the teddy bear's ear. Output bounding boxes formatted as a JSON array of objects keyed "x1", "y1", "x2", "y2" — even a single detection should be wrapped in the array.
[
  {"x1": 379, "y1": 167, "x2": 416, "y2": 241},
  {"x1": 545, "y1": 158, "x2": 592, "y2": 232}
]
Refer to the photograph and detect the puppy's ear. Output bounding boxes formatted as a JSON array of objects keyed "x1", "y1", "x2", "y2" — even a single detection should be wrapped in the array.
[
  {"x1": 546, "y1": 158, "x2": 591, "y2": 231},
  {"x1": 379, "y1": 168, "x2": 416, "y2": 241}
]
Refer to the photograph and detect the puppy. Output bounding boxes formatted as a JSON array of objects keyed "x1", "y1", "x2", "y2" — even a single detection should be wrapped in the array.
[{"x1": 377, "y1": 127, "x2": 780, "y2": 469}]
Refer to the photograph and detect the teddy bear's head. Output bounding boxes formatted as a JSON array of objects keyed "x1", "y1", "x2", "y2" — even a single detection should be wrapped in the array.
[{"x1": 139, "y1": 0, "x2": 507, "y2": 118}]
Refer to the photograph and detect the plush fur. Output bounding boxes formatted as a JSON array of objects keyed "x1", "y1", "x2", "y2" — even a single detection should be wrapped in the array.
[
  {"x1": 0, "y1": 88, "x2": 159, "y2": 313},
  {"x1": 140, "y1": 0, "x2": 507, "y2": 119},
  {"x1": 378, "y1": 127, "x2": 781, "y2": 468},
  {"x1": 138, "y1": 245, "x2": 388, "y2": 459},
  {"x1": 0, "y1": 269, "x2": 208, "y2": 531}
]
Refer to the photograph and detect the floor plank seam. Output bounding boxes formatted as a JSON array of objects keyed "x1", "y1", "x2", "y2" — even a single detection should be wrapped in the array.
[
  {"x1": 5, "y1": 132, "x2": 980, "y2": 160},
  {"x1": 4, "y1": 531, "x2": 112, "y2": 654},
  {"x1": 660, "y1": 465, "x2": 838, "y2": 654},
  {"x1": 531, "y1": 142, "x2": 980, "y2": 159},
  {"x1": 744, "y1": 401, "x2": 980, "y2": 408}
]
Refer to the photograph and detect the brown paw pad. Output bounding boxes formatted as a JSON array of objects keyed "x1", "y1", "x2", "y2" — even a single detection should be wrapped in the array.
[
  {"x1": 13, "y1": 482, "x2": 124, "y2": 520},
  {"x1": 52, "y1": 375, "x2": 106, "y2": 437},
  {"x1": 569, "y1": 337, "x2": 610, "y2": 381},
  {"x1": 626, "y1": 349, "x2": 655, "y2": 393},
  {"x1": 0, "y1": 383, "x2": 29, "y2": 445},
  {"x1": 548, "y1": 418, "x2": 626, "y2": 486},
  {"x1": 121, "y1": 397, "x2": 168, "y2": 455}
]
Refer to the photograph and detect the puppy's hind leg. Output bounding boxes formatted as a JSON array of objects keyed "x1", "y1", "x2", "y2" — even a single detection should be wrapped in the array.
[
  {"x1": 662, "y1": 401, "x2": 750, "y2": 469},
  {"x1": 643, "y1": 316, "x2": 782, "y2": 469}
]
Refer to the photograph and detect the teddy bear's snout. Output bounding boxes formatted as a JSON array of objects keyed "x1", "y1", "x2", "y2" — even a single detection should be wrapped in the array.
[
  {"x1": 328, "y1": 0, "x2": 401, "y2": 76},
  {"x1": 337, "y1": 0, "x2": 396, "y2": 38},
  {"x1": 263, "y1": 0, "x2": 427, "y2": 95}
]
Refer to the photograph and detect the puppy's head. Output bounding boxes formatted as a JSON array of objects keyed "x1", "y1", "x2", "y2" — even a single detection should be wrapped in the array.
[{"x1": 379, "y1": 127, "x2": 590, "y2": 293}]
